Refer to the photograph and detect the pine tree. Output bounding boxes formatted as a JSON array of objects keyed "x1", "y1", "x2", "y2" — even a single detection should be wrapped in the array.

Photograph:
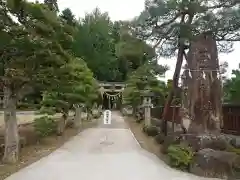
[
  {"x1": 0, "y1": 0, "x2": 71, "y2": 163},
  {"x1": 123, "y1": 62, "x2": 167, "y2": 113},
  {"x1": 60, "y1": 8, "x2": 76, "y2": 26},
  {"x1": 134, "y1": 0, "x2": 240, "y2": 134},
  {"x1": 44, "y1": 0, "x2": 58, "y2": 12},
  {"x1": 39, "y1": 58, "x2": 98, "y2": 135}
]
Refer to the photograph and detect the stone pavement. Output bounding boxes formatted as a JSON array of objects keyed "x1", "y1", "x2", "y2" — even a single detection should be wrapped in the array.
[{"x1": 5, "y1": 111, "x2": 220, "y2": 180}]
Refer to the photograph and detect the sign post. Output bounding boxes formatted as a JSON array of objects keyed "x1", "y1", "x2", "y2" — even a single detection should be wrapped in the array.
[{"x1": 103, "y1": 110, "x2": 111, "y2": 125}]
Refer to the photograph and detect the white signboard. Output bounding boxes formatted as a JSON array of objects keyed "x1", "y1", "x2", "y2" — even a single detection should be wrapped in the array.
[{"x1": 103, "y1": 110, "x2": 111, "y2": 125}]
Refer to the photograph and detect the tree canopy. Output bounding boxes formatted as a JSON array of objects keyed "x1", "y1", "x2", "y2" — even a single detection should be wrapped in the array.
[
  {"x1": 71, "y1": 8, "x2": 157, "y2": 82},
  {"x1": 0, "y1": 0, "x2": 98, "y2": 163},
  {"x1": 224, "y1": 64, "x2": 240, "y2": 103},
  {"x1": 4, "y1": 0, "x2": 240, "y2": 164},
  {"x1": 123, "y1": 62, "x2": 168, "y2": 109},
  {"x1": 134, "y1": 0, "x2": 240, "y2": 56},
  {"x1": 131, "y1": 0, "x2": 240, "y2": 134},
  {"x1": 0, "y1": 0, "x2": 168, "y2": 163}
]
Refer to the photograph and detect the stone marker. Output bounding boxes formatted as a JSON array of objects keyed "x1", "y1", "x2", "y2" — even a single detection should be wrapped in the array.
[{"x1": 103, "y1": 110, "x2": 111, "y2": 125}]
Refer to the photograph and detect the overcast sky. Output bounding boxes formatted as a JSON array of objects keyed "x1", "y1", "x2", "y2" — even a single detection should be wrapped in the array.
[{"x1": 52, "y1": 0, "x2": 240, "y2": 80}]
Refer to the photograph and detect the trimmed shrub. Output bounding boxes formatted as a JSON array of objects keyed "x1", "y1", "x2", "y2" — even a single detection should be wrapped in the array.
[
  {"x1": 93, "y1": 113, "x2": 101, "y2": 119},
  {"x1": 136, "y1": 118, "x2": 143, "y2": 123},
  {"x1": 142, "y1": 125, "x2": 147, "y2": 133},
  {"x1": 34, "y1": 116, "x2": 57, "y2": 138},
  {"x1": 227, "y1": 144, "x2": 240, "y2": 155},
  {"x1": 142, "y1": 125, "x2": 159, "y2": 136},
  {"x1": 167, "y1": 144, "x2": 194, "y2": 171},
  {"x1": 155, "y1": 133, "x2": 165, "y2": 144},
  {"x1": 65, "y1": 118, "x2": 74, "y2": 128},
  {"x1": 233, "y1": 156, "x2": 240, "y2": 178},
  {"x1": 161, "y1": 133, "x2": 182, "y2": 154}
]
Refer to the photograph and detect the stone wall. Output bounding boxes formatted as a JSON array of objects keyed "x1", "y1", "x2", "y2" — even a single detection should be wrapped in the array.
[{"x1": 0, "y1": 111, "x2": 87, "y2": 127}]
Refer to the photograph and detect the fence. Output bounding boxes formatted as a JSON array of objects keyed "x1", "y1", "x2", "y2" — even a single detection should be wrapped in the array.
[
  {"x1": 151, "y1": 104, "x2": 240, "y2": 135},
  {"x1": 222, "y1": 103, "x2": 240, "y2": 135}
]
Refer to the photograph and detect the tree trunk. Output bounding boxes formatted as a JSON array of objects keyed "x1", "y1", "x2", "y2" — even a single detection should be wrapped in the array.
[
  {"x1": 86, "y1": 108, "x2": 92, "y2": 121},
  {"x1": 74, "y1": 108, "x2": 82, "y2": 129},
  {"x1": 132, "y1": 105, "x2": 137, "y2": 116},
  {"x1": 187, "y1": 33, "x2": 221, "y2": 134},
  {"x1": 2, "y1": 87, "x2": 19, "y2": 164},
  {"x1": 87, "y1": 109, "x2": 90, "y2": 121},
  {"x1": 57, "y1": 112, "x2": 67, "y2": 136},
  {"x1": 162, "y1": 45, "x2": 185, "y2": 135}
]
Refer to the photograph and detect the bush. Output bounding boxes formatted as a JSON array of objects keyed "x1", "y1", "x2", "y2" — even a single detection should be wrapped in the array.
[
  {"x1": 161, "y1": 133, "x2": 182, "y2": 154},
  {"x1": 136, "y1": 118, "x2": 143, "y2": 123},
  {"x1": 233, "y1": 156, "x2": 240, "y2": 178},
  {"x1": 142, "y1": 125, "x2": 147, "y2": 133},
  {"x1": 155, "y1": 134, "x2": 165, "y2": 144},
  {"x1": 17, "y1": 102, "x2": 40, "y2": 110},
  {"x1": 225, "y1": 144, "x2": 240, "y2": 178},
  {"x1": 227, "y1": 144, "x2": 240, "y2": 155},
  {"x1": 142, "y1": 125, "x2": 159, "y2": 136},
  {"x1": 65, "y1": 118, "x2": 74, "y2": 128},
  {"x1": 34, "y1": 116, "x2": 57, "y2": 138},
  {"x1": 167, "y1": 144, "x2": 194, "y2": 171},
  {"x1": 93, "y1": 113, "x2": 101, "y2": 119},
  {"x1": 135, "y1": 111, "x2": 144, "y2": 123}
]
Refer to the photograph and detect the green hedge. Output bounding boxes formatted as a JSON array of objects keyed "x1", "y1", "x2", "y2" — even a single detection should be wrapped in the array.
[
  {"x1": 34, "y1": 116, "x2": 57, "y2": 138},
  {"x1": 167, "y1": 144, "x2": 194, "y2": 171},
  {"x1": 142, "y1": 125, "x2": 160, "y2": 136}
]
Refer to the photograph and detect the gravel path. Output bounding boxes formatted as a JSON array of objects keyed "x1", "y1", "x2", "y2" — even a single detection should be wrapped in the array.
[{"x1": 5, "y1": 111, "x2": 220, "y2": 180}]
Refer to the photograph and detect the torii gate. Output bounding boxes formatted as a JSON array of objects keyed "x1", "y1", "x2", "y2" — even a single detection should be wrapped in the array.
[{"x1": 98, "y1": 81, "x2": 125, "y2": 110}]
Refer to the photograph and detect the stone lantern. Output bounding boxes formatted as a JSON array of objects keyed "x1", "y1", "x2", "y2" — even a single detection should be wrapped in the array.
[{"x1": 141, "y1": 86, "x2": 154, "y2": 126}]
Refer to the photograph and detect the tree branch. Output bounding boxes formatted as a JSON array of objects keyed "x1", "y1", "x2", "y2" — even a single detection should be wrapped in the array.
[
  {"x1": 183, "y1": 50, "x2": 189, "y2": 64},
  {"x1": 207, "y1": 0, "x2": 239, "y2": 9},
  {"x1": 216, "y1": 37, "x2": 240, "y2": 41},
  {"x1": 155, "y1": 12, "x2": 182, "y2": 30}
]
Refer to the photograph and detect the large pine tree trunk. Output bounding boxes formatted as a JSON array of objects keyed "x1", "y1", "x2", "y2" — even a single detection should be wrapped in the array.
[
  {"x1": 187, "y1": 33, "x2": 221, "y2": 134},
  {"x1": 162, "y1": 13, "x2": 192, "y2": 135},
  {"x1": 2, "y1": 87, "x2": 19, "y2": 164},
  {"x1": 162, "y1": 45, "x2": 184, "y2": 135}
]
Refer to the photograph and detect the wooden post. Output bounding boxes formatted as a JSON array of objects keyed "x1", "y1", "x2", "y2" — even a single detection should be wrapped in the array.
[
  {"x1": 172, "y1": 106, "x2": 176, "y2": 133},
  {"x1": 108, "y1": 97, "x2": 110, "y2": 110}
]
